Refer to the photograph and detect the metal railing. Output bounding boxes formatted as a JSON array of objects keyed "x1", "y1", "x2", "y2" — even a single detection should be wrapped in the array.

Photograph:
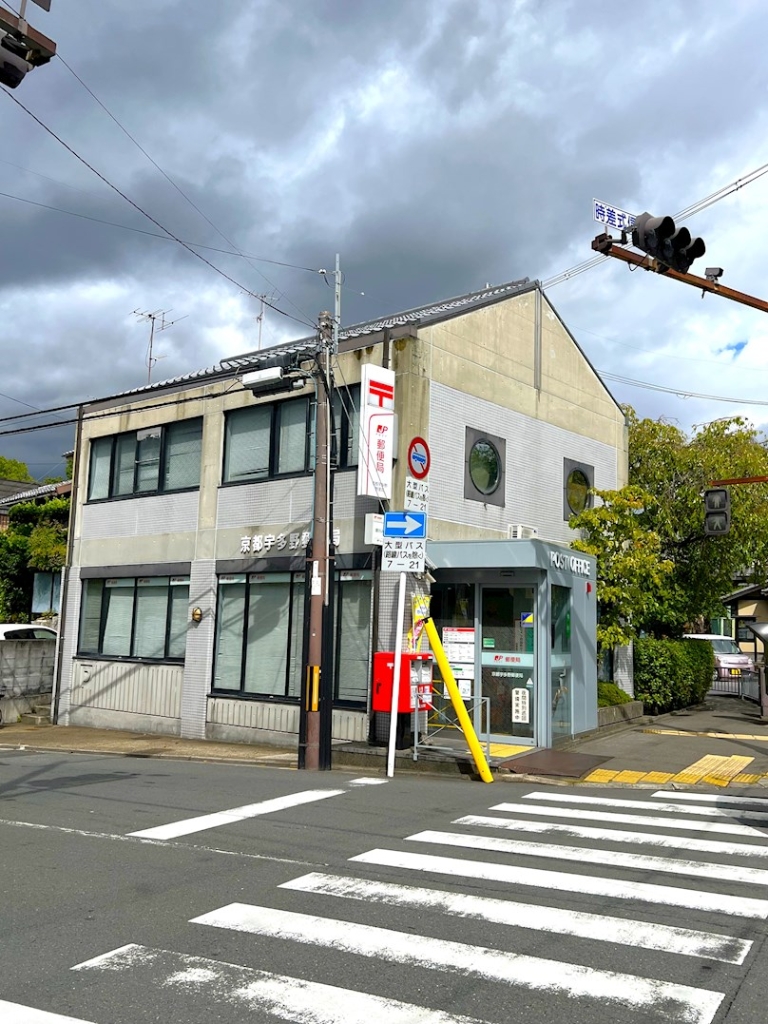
[
  {"x1": 412, "y1": 696, "x2": 492, "y2": 762},
  {"x1": 708, "y1": 671, "x2": 760, "y2": 702}
]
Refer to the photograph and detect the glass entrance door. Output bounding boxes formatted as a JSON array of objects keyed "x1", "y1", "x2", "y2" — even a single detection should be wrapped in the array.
[
  {"x1": 550, "y1": 584, "x2": 572, "y2": 739},
  {"x1": 480, "y1": 586, "x2": 536, "y2": 741}
]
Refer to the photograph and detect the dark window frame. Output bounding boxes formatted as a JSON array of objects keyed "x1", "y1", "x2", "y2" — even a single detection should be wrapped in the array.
[
  {"x1": 463, "y1": 426, "x2": 506, "y2": 508},
  {"x1": 76, "y1": 575, "x2": 189, "y2": 662},
  {"x1": 211, "y1": 569, "x2": 371, "y2": 707},
  {"x1": 87, "y1": 418, "x2": 203, "y2": 503},
  {"x1": 563, "y1": 458, "x2": 595, "y2": 519},
  {"x1": 221, "y1": 385, "x2": 360, "y2": 487}
]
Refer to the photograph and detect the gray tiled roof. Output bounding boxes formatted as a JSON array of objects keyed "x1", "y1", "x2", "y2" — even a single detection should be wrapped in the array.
[
  {"x1": 0, "y1": 481, "x2": 60, "y2": 510},
  {"x1": 119, "y1": 277, "x2": 533, "y2": 398}
]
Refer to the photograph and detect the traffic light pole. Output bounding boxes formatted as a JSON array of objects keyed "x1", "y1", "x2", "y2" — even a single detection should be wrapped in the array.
[{"x1": 592, "y1": 235, "x2": 768, "y2": 316}]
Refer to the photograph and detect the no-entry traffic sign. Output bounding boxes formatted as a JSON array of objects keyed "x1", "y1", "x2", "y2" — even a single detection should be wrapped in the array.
[{"x1": 407, "y1": 436, "x2": 431, "y2": 479}]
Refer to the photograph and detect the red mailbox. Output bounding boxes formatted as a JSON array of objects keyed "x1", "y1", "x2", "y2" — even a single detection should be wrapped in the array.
[{"x1": 372, "y1": 652, "x2": 433, "y2": 712}]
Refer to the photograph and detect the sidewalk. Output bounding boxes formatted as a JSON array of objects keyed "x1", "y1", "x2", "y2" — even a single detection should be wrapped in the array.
[{"x1": 1, "y1": 695, "x2": 768, "y2": 787}]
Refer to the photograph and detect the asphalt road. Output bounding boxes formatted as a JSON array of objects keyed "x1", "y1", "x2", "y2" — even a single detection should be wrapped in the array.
[{"x1": 2, "y1": 750, "x2": 768, "y2": 1024}]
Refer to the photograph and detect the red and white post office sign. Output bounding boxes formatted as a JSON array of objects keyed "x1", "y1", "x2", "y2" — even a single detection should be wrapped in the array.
[{"x1": 357, "y1": 364, "x2": 395, "y2": 499}]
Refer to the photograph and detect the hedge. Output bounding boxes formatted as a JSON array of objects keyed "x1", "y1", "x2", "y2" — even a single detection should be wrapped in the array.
[
  {"x1": 633, "y1": 637, "x2": 715, "y2": 715},
  {"x1": 597, "y1": 682, "x2": 633, "y2": 708}
]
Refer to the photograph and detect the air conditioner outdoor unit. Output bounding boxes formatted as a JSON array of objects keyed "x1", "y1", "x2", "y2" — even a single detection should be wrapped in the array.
[{"x1": 508, "y1": 524, "x2": 538, "y2": 540}]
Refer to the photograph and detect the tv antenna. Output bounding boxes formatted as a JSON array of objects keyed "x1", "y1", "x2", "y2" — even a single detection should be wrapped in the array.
[{"x1": 132, "y1": 308, "x2": 188, "y2": 383}]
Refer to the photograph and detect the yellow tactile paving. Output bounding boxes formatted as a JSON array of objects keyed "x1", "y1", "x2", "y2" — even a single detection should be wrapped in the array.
[
  {"x1": 671, "y1": 754, "x2": 732, "y2": 784},
  {"x1": 583, "y1": 768, "x2": 620, "y2": 783},
  {"x1": 611, "y1": 770, "x2": 647, "y2": 784},
  {"x1": 638, "y1": 771, "x2": 675, "y2": 784},
  {"x1": 732, "y1": 773, "x2": 764, "y2": 784},
  {"x1": 488, "y1": 744, "x2": 530, "y2": 758},
  {"x1": 701, "y1": 755, "x2": 755, "y2": 787}
]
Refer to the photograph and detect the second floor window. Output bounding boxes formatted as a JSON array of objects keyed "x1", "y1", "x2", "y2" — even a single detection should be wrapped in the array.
[
  {"x1": 88, "y1": 418, "x2": 203, "y2": 501},
  {"x1": 223, "y1": 385, "x2": 359, "y2": 485}
]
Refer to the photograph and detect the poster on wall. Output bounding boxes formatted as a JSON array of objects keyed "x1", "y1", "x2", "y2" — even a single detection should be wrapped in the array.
[
  {"x1": 442, "y1": 626, "x2": 474, "y2": 699},
  {"x1": 357, "y1": 363, "x2": 395, "y2": 499}
]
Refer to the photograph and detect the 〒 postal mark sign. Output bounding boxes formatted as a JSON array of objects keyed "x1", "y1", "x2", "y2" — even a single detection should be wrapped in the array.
[{"x1": 407, "y1": 436, "x2": 431, "y2": 479}]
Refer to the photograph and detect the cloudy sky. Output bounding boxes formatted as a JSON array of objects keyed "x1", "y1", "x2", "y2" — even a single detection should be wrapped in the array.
[{"x1": 1, "y1": 0, "x2": 767, "y2": 480}]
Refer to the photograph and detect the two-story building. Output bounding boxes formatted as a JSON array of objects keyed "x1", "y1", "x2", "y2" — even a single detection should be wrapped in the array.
[{"x1": 54, "y1": 278, "x2": 628, "y2": 751}]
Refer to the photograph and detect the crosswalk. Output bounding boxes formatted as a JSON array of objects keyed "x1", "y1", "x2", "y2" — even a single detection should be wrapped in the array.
[{"x1": 17, "y1": 786, "x2": 768, "y2": 1023}]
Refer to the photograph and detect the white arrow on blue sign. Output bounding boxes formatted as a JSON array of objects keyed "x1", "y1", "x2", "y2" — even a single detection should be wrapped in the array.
[{"x1": 383, "y1": 511, "x2": 427, "y2": 538}]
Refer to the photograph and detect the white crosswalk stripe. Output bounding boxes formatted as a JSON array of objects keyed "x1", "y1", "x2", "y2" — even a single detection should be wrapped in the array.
[{"x1": 65, "y1": 787, "x2": 768, "y2": 1024}]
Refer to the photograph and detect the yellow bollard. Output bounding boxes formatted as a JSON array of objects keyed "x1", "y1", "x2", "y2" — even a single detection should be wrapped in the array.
[{"x1": 422, "y1": 617, "x2": 494, "y2": 784}]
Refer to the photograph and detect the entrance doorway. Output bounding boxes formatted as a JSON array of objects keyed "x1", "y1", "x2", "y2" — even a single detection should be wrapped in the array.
[{"x1": 480, "y1": 586, "x2": 536, "y2": 742}]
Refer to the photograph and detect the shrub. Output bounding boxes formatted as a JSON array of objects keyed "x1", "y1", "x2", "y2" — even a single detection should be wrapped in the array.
[
  {"x1": 634, "y1": 637, "x2": 714, "y2": 715},
  {"x1": 597, "y1": 682, "x2": 633, "y2": 708}
]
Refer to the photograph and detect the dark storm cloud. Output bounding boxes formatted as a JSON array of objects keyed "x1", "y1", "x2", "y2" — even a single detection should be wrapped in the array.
[{"x1": 1, "y1": 0, "x2": 767, "y2": 473}]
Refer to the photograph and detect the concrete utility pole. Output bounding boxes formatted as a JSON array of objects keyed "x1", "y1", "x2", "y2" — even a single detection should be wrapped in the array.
[{"x1": 302, "y1": 310, "x2": 334, "y2": 771}]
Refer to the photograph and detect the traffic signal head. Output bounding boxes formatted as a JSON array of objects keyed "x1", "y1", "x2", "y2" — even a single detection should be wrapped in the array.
[
  {"x1": 632, "y1": 213, "x2": 675, "y2": 259},
  {"x1": 0, "y1": 31, "x2": 32, "y2": 88},
  {"x1": 632, "y1": 211, "x2": 706, "y2": 274},
  {"x1": 703, "y1": 487, "x2": 731, "y2": 536}
]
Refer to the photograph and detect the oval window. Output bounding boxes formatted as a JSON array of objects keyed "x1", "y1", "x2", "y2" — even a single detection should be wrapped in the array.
[
  {"x1": 469, "y1": 439, "x2": 501, "y2": 495},
  {"x1": 566, "y1": 468, "x2": 591, "y2": 514}
]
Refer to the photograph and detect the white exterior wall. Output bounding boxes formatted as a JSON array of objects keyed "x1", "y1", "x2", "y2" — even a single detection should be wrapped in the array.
[{"x1": 429, "y1": 381, "x2": 620, "y2": 544}]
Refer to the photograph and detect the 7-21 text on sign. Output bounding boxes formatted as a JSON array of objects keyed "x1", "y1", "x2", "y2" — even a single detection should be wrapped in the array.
[{"x1": 382, "y1": 538, "x2": 425, "y2": 573}]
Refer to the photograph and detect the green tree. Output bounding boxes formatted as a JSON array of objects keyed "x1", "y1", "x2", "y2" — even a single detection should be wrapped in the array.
[
  {"x1": 571, "y1": 408, "x2": 768, "y2": 643},
  {"x1": 0, "y1": 498, "x2": 70, "y2": 619},
  {"x1": 0, "y1": 455, "x2": 33, "y2": 483},
  {"x1": 570, "y1": 485, "x2": 674, "y2": 651}
]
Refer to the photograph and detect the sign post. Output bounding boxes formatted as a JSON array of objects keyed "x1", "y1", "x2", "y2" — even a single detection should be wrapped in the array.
[{"x1": 386, "y1": 571, "x2": 407, "y2": 778}]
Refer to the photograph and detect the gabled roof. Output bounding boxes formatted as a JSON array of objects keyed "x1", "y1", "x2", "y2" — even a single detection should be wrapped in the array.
[
  {"x1": 115, "y1": 277, "x2": 533, "y2": 400},
  {"x1": 721, "y1": 583, "x2": 767, "y2": 604}
]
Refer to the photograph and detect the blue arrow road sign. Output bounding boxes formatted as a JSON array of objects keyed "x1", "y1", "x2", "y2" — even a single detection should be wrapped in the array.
[{"x1": 383, "y1": 511, "x2": 427, "y2": 538}]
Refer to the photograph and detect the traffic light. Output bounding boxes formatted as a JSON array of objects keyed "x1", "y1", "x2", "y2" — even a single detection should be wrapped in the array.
[
  {"x1": 0, "y1": 5, "x2": 56, "y2": 90},
  {"x1": 703, "y1": 488, "x2": 730, "y2": 536},
  {"x1": 632, "y1": 212, "x2": 706, "y2": 275}
]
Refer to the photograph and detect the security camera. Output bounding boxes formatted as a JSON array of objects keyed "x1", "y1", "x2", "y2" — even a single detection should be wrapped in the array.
[
  {"x1": 705, "y1": 267, "x2": 724, "y2": 282},
  {"x1": 0, "y1": 31, "x2": 32, "y2": 88}
]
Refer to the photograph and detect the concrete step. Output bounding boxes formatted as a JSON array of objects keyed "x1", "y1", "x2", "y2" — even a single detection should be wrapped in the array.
[{"x1": 19, "y1": 712, "x2": 52, "y2": 727}]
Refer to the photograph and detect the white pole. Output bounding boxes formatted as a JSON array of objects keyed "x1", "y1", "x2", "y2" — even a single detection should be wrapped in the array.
[{"x1": 386, "y1": 571, "x2": 407, "y2": 777}]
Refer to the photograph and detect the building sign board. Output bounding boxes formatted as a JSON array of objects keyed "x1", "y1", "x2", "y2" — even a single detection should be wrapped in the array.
[{"x1": 357, "y1": 363, "x2": 395, "y2": 499}]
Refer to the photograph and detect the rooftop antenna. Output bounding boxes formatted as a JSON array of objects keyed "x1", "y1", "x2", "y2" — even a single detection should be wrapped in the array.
[{"x1": 132, "y1": 308, "x2": 188, "y2": 383}]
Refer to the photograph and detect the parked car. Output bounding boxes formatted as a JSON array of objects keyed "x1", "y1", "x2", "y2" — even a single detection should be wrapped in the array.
[
  {"x1": 0, "y1": 624, "x2": 57, "y2": 640},
  {"x1": 683, "y1": 633, "x2": 755, "y2": 681}
]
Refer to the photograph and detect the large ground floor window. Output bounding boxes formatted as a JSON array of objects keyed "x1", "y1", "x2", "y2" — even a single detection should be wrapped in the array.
[
  {"x1": 78, "y1": 576, "x2": 190, "y2": 660},
  {"x1": 212, "y1": 570, "x2": 372, "y2": 706}
]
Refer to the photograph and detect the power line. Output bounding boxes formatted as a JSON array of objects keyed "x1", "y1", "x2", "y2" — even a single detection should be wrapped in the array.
[
  {"x1": 599, "y1": 370, "x2": 768, "y2": 407},
  {"x1": 544, "y1": 158, "x2": 768, "y2": 291},
  {"x1": 1, "y1": 89, "x2": 315, "y2": 330},
  {"x1": 0, "y1": 188, "x2": 319, "y2": 269},
  {"x1": 54, "y1": 54, "x2": 315, "y2": 327}
]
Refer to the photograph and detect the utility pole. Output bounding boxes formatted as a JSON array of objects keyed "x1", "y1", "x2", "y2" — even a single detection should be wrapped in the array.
[
  {"x1": 132, "y1": 308, "x2": 187, "y2": 384},
  {"x1": 301, "y1": 310, "x2": 334, "y2": 771}
]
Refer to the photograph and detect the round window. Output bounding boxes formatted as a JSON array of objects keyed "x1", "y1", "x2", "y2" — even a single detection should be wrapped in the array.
[
  {"x1": 566, "y1": 468, "x2": 591, "y2": 514},
  {"x1": 469, "y1": 438, "x2": 502, "y2": 495}
]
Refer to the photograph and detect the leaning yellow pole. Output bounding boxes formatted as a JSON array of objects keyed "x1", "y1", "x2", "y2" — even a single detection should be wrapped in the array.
[{"x1": 422, "y1": 616, "x2": 494, "y2": 784}]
